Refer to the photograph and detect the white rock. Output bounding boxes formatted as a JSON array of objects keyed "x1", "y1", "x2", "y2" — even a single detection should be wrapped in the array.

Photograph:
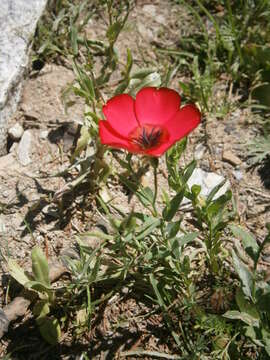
[
  {"x1": 8, "y1": 123, "x2": 24, "y2": 140},
  {"x1": 0, "y1": 153, "x2": 16, "y2": 171},
  {"x1": 39, "y1": 130, "x2": 49, "y2": 140},
  {"x1": 0, "y1": 0, "x2": 48, "y2": 155},
  {"x1": 194, "y1": 143, "x2": 206, "y2": 160},
  {"x1": 233, "y1": 170, "x2": 243, "y2": 181},
  {"x1": 155, "y1": 14, "x2": 166, "y2": 24},
  {"x1": 0, "y1": 217, "x2": 6, "y2": 234},
  {"x1": 183, "y1": 168, "x2": 230, "y2": 205},
  {"x1": 17, "y1": 129, "x2": 32, "y2": 166},
  {"x1": 9, "y1": 142, "x2": 18, "y2": 153},
  {"x1": 137, "y1": 23, "x2": 155, "y2": 42},
  {"x1": 142, "y1": 4, "x2": 156, "y2": 17}
]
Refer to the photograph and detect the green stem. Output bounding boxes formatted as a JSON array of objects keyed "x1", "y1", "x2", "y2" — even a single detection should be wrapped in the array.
[{"x1": 152, "y1": 158, "x2": 159, "y2": 216}]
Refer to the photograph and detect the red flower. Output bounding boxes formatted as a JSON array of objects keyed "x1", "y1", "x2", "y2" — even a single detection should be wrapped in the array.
[{"x1": 99, "y1": 87, "x2": 201, "y2": 157}]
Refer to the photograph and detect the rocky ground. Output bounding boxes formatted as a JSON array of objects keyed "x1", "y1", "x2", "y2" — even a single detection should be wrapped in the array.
[{"x1": 0, "y1": 1, "x2": 269, "y2": 358}]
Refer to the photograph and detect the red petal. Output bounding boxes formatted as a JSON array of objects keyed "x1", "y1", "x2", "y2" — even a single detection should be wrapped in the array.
[
  {"x1": 103, "y1": 94, "x2": 138, "y2": 137},
  {"x1": 135, "y1": 87, "x2": 181, "y2": 126},
  {"x1": 145, "y1": 142, "x2": 174, "y2": 157},
  {"x1": 99, "y1": 121, "x2": 137, "y2": 152},
  {"x1": 166, "y1": 104, "x2": 201, "y2": 143}
]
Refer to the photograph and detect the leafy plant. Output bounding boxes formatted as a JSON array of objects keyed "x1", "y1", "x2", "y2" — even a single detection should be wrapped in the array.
[
  {"x1": 248, "y1": 134, "x2": 270, "y2": 165},
  {"x1": 224, "y1": 224, "x2": 270, "y2": 357},
  {"x1": 8, "y1": 247, "x2": 61, "y2": 345},
  {"x1": 33, "y1": 0, "x2": 95, "y2": 65}
]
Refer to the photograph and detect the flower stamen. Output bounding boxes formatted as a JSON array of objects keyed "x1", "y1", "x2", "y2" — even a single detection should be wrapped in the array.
[{"x1": 131, "y1": 126, "x2": 162, "y2": 149}]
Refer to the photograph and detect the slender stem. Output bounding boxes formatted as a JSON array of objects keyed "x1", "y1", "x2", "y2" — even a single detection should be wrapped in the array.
[
  {"x1": 153, "y1": 165, "x2": 158, "y2": 208},
  {"x1": 151, "y1": 158, "x2": 159, "y2": 217}
]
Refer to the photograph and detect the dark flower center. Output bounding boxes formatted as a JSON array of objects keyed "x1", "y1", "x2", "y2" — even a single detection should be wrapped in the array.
[{"x1": 131, "y1": 126, "x2": 163, "y2": 149}]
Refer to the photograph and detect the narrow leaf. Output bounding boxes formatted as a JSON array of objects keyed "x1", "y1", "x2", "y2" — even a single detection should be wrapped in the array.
[
  {"x1": 31, "y1": 247, "x2": 50, "y2": 287},
  {"x1": 223, "y1": 310, "x2": 259, "y2": 327},
  {"x1": 230, "y1": 225, "x2": 259, "y2": 262},
  {"x1": 162, "y1": 189, "x2": 185, "y2": 221},
  {"x1": 8, "y1": 259, "x2": 31, "y2": 286},
  {"x1": 232, "y1": 249, "x2": 253, "y2": 299}
]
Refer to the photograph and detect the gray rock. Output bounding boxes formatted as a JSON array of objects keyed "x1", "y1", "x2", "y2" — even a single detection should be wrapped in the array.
[
  {"x1": 8, "y1": 123, "x2": 24, "y2": 141},
  {"x1": 17, "y1": 130, "x2": 32, "y2": 166},
  {"x1": 0, "y1": 0, "x2": 48, "y2": 155},
  {"x1": 183, "y1": 168, "x2": 230, "y2": 205}
]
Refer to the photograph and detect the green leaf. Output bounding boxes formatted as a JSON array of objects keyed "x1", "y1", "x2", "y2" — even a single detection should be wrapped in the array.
[
  {"x1": 162, "y1": 188, "x2": 185, "y2": 221},
  {"x1": 141, "y1": 187, "x2": 154, "y2": 204},
  {"x1": 262, "y1": 328, "x2": 270, "y2": 355},
  {"x1": 166, "y1": 137, "x2": 187, "y2": 163},
  {"x1": 191, "y1": 184, "x2": 201, "y2": 198},
  {"x1": 31, "y1": 247, "x2": 50, "y2": 287},
  {"x1": 232, "y1": 249, "x2": 253, "y2": 299},
  {"x1": 206, "y1": 179, "x2": 226, "y2": 205},
  {"x1": 130, "y1": 72, "x2": 161, "y2": 96},
  {"x1": 114, "y1": 80, "x2": 129, "y2": 95},
  {"x1": 119, "y1": 211, "x2": 137, "y2": 233},
  {"x1": 33, "y1": 300, "x2": 50, "y2": 318},
  {"x1": 223, "y1": 310, "x2": 259, "y2": 327},
  {"x1": 106, "y1": 21, "x2": 122, "y2": 42},
  {"x1": 245, "y1": 326, "x2": 264, "y2": 346},
  {"x1": 149, "y1": 274, "x2": 166, "y2": 309},
  {"x1": 131, "y1": 68, "x2": 156, "y2": 79},
  {"x1": 25, "y1": 280, "x2": 52, "y2": 292},
  {"x1": 166, "y1": 220, "x2": 181, "y2": 239},
  {"x1": 136, "y1": 217, "x2": 161, "y2": 240},
  {"x1": 183, "y1": 160, "x2": 196, "y2": 183},
  {"x1": 71, "y1": 125, "x2": 91, "y2": 161},
  {"x1": 126, "y1": 48, "x2": 133, "y2": 75},
  {"x1": 171, "y1": 232, "x2": 198, "y2": 259},
  {"x1": 119, "y1": 175, "x2": 153, "y2": 208},
  {"x1": 37, "y1": 317, "x2": 61, "y2": 345},
  {"x1": 177, "y1": 232, "x2": 198, "y2": 247},
  {"x1": 70, "y1": 24, "x2": 78, "y2": 56},
  {"x1": 236, "y1": 288, "x2": 259, "y2": 319},
  {"x1": 230, "y1": 225, "x2": 259, "y2": 262},
  {"x1": 257, "y1": 293, "x2": 270, "y2": 312},
  {"x1": 8, "y1": 259, "x2": 31, "y2": 286},
  {"x1": 206, "y1": 191, "x2": 232, "y2": 219}
]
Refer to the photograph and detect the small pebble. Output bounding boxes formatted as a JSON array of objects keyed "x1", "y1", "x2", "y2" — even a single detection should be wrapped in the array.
[
  {"x1": 222, "y1": 150, "x2": 242, "y2": 166},
  {"x1": 39, "y1": 130, "x2": 49, "y2": 140},
  {"x1": 2, "y1": 190, "x2": 10, "y2": 198},
  {"x1": 233, "y1": 170, "x2": 243, "y2": 181},
  {"x1": 8, "y1": 123, "x2": 24, "y2": 141}
]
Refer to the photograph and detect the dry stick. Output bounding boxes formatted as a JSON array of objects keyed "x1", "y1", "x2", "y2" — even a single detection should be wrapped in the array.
[{"x1": 0, "y1": 261, "x2": 68, "y2": 339}]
